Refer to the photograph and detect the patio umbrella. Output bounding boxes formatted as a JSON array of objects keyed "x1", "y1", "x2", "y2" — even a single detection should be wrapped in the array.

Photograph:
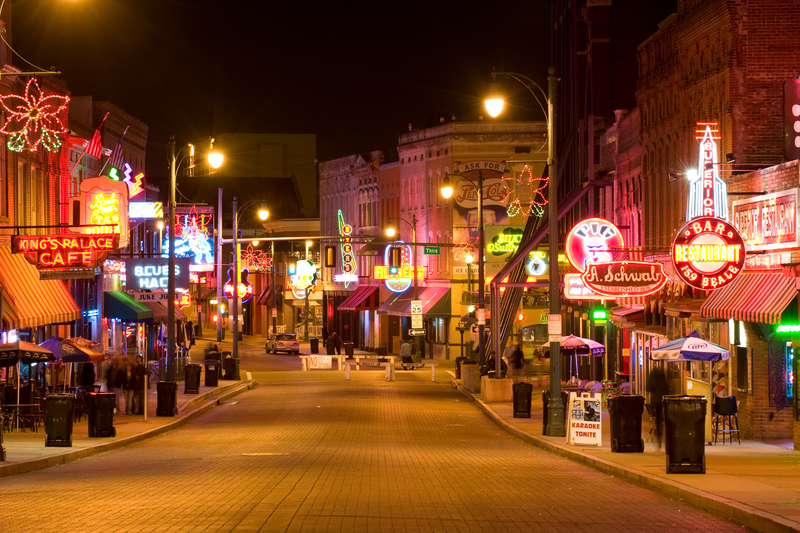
[
  {"x1": 0, "y1": 340, "x2": 54, "y2": 415},
  {"x1": 40, "y1": 337, "x2": 91, "y2": 363},
  {"x1": 650, "y1": 330, "x2": 730, "y2": 362},
  {"x1": 542, "y1": 335, "x2": 606, "y2": 378}
]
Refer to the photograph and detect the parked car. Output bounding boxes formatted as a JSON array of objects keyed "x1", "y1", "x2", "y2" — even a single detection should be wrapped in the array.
[{"x1": 266, "y1": 333, "x2": 300, "y2": 354}]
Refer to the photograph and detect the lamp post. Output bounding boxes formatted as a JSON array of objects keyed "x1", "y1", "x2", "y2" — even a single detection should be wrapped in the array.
[
  {"x1": 485, "y1": 67, "x2": 564, "y2": 435},
  {"x1": 385, "y1": 214, "x2": 420, "y2": 357},
  {"x1": 271, "y1": 231, "x2": 277, "y2": 336},
  {"x1": 464, "y1": 253, "x2": 474, "y2": 294},
  {"x1": 230, "y1": 199, "x2": 269, "y2": 361},
  {"x1": 304, "y1": 240, "x2": 312, "y2": 341},
  {"x1": 441, "y1": 172, "x2": 486, "y2": 367}
]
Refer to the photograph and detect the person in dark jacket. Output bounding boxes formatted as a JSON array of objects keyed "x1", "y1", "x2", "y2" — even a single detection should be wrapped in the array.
[
  {"x1": 122, "y1": 362, "x2": 136, "y2": 415},
  {"x1": 329, "y1": 332, "x2": 342, "y2": 355},
  {"x1": 133, "y1": 355, "x2": 149, "y2": 415},
  {"x1": 80, "y1": 363, "x2": 96, "y2": 388},
  {"x1": 646, "y1": 366, "x2": 670, "y2": 449}
]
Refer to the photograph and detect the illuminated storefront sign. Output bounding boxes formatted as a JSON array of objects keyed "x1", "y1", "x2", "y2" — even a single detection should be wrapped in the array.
[
  {"x1": 486, "y1": 226, "x2": 524, "y2": 256},
  {"x1": 687, "y1": 123, "x2": 728, "y2": 222},
  {"x1": 454, "y1": 161, "x2": 507, "y2": 209},
  {"x1": 176, "y1": 289, "x2": 191, "y2": 309},
  {"x1": 581, "y1": 261, "x2": 667, "y2": 298},
  {"x1": 565, "y1": 218, "x2": 624, "y2": 272},
  {"x1": 125, "y1": 257, "x2": 191, "y2": 290},
  {"x1": 12, "y1": 234, "x2": 118, "y2": 270},
  {"x1": 381, "y1": 243, "x2": 416, "y2": 293},
  {"x1": 672, "y1": 216, "x2": 745, "y2": 290},
  {"x1": 108, "y1": 163, "x2": 145, "y2": 198},
  {"x1": 732, "y1": 188, "x2": 798, "y2": 251},
  {"x1": 189, "y1": 272, "x2": 208, "y2": 284},
  {"x1": 164, "y1": 205, "x2": 214, "y2": 272},
  {"x1": 373, "y1": 265, "x2": 427, "y2": 280},
  {"x1": 338, "y1": 210, "x2": 357, "y2": 287},
  {"x1": 68, "y1": 176, "x2": 130, "y2": 249},
  {"x1": 564, "y1": 273, "x2": 607, "y2": 300},
  {"x1": 224, "y1": 268, "x2": 254, "y2": 303},
  {"x1": 289, "y1": 260, "x2": 317, "y2": 299},
  {"x1": 129, "y1": 201, "x2": 163, "y2": 219}
]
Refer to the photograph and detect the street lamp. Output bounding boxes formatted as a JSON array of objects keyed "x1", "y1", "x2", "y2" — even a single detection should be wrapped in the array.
[
  {"x1": 229, "y1": 198, "x2": 269, "y2": 364},
  {"x1": 441, "y1": 171, "x2": 487, "y2": 368},
  {"x1": 168, "y1": 136, "x2": 223, "y2": 381},
  {"x1": 385, "y1": 215, "x2": 420, "y2": 357},
  {"x1": 486, "y1": 67, "x2": 564, "y2": 436},
  {"x1": 304, "y1": 240, "x2": 313, "y2": 341},
  {"x1": 464, "y1": 253, "x2": 474, "y2": 294}
]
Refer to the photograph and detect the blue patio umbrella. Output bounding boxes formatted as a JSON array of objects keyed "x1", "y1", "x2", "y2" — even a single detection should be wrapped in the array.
[{"x1": 650, "y1": 331, "x2": 730, "y2": 362}]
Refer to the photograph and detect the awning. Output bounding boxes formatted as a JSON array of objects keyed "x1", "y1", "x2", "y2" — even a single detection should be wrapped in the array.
[
  {"x1": 338, "y1": 285, "x2": 379, "y2": 311},
  {"x1": 701, "y1": 272, "x2": 799, "y2": 325},
  {"x1": 104, "y1": 291, "x2": 154, "y2": 322},
  {"x1": 257, "y1": 286, "x2": 272, "y2": 306},
  {"x1": 138, "y1": 299, "x2": 186, "y2": 321},
  {"x1": 377, "y1": 287, "x2": 451, "y2": 318},
  {"x1": 0, "y1": 246, "x2": 81, "y2": 329},
  {"x1": 197, "y1": 287, "x2": 218, "y2": 301}
]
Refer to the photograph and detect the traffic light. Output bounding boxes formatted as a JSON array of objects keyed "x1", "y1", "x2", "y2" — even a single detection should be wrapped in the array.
[
  {"x1": 517, "y1": 312, "x2": 525, "y2": 322},
  {"x1": 325, "y1": 246, "x2": 336, "y2": 268}
]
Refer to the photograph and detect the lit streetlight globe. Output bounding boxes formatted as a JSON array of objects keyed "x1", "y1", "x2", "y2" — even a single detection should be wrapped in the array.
[
  {"x1": 485, "y1": 97, "x2": 504, "y2": 118},
  {"x1": 208, "y1": 151, "x2": 224, "y2": 169},
  {"x1": 385, "y1": 227, "x2": 396, "y2": 237}
]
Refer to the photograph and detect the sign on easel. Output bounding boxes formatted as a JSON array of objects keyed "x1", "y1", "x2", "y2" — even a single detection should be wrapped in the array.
[
  {"x1": 566, "y1": 392, "x2": 602, "y2": 446},
  {"x1": 307, "y1": 355, "x2": 332, "y2": 369}
]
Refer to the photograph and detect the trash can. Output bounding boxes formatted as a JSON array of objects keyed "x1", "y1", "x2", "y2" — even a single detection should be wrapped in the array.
[
  {"x1": 344, "y1": 342, "x2": 354, "y2": 357},
  {"x1": 376, "y1": 347, "x2": 388, "y2": 356},
  {"x1": 607, "y1": 394, "x2": 645, "y2": 453},
  {"x1": 86, "y1": 392, "x2": 116, "y2": 438},
  {"x1": 310, "y1": 337, "x2": 319, "y2": 354},
  {"x1": 542, "y1": 389, "x2": 569, "y2": 435},
  {"x1": 185, "y1": 364, "x2": 201, "y2": 394},
  {"x1": 513, "y1": 382, "x2": 533, "y2": 418},
  {"x1": 0, "y1": 414, "x2": 5, "y2": 460},
  {"x1": 664, "y1": 395, "x2": 707, "y2": 473},
  {"x1": 455, "y1": 357, "x2": 471, "y2": 380},
  {"x1": 156, "y1": 381, "x2": 178, "y2": 417},
  {"x1": 204, "y1": 359, "x2": 219, "y2": 387},
  {"x1": 45, "y1": 393, "x2": 75, "y2": 447},
  {"x1": 224, "y1": 357, "x2": 240, "y2": 381}
]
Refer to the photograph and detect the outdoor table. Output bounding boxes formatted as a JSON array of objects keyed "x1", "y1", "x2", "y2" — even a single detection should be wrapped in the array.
[{"x1": 2, "y1": 403, "x2": 38, "y2": 431}]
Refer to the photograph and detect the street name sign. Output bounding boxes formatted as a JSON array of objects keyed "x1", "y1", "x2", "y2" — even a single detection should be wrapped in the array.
[{"x1": 424, "y1": 246, "x2": 440, "y2": 255}]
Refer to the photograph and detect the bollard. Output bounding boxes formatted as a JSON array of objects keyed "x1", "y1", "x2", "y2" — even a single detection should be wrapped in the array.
[{"x1": 345, "y1": 362, "x2": 351, "y2": 380}]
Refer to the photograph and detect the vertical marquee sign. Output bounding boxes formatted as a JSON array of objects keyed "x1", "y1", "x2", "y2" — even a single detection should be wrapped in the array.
[
  {"x1": 687, "y1": 123, "x2": 728, "y2": 222},
  {"x1": 335, "y1": 210, "x2": 358, "y2": 285},
  {"x1": 68, "y1": 176, "x2": 130, "y2": 249}
]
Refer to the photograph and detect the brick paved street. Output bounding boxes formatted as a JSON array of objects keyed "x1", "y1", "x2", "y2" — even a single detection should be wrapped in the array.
[{"x1": 0, "y1": 362, "x2": 750, "y2": 532}]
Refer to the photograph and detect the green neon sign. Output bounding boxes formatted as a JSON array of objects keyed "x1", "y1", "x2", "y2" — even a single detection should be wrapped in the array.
[
  {"x1": 592, "y1": 309, "x2": 607, "y2": 321},
  {"x1": 776, "y1": 324, "x2": 800, "y2": 333}
]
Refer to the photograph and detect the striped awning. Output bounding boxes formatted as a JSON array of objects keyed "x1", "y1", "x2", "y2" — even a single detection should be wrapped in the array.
[
  {"x1": 701, "y1": 272, "x2": 799, "y2": 325},
  {"x1": 0, "y1": 246, "x2": 81, "y2": 330},
  {"x1": 338, "y1": 285, "x2": 379, "y2": 311}
]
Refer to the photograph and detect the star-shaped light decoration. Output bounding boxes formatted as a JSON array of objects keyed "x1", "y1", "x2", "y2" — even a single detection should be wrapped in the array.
[
  {"x1": 0, "y1": 78, "x2": 70, "y2": 152},
  {"x1": 452, "y1": 230, "x2": 479, "y2": 262},
  {"x1": 501, "y1": 164, "x2": 548, "y2": 217},
  {"x1": 241, "y1": 244, "x2": 273, "y2": 272}
]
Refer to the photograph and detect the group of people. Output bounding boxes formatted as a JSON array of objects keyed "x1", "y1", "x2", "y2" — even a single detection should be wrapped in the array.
[{"x1": 103, "y1": 356, "x2": 150, "y2": 415}]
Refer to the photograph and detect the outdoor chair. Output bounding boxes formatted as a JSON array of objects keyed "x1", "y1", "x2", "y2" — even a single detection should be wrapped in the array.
[
  {"x1": 713, "y1": 395, "x2": 740, "y2": 444},
  {"x1": 644, "y1": 403, "x2": 657, "y2": 442}
]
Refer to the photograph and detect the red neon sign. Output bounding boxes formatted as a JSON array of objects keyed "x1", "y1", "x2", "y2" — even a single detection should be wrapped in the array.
[
  {"x1": 565, "y1": 218, "x2": 624, "y2": 272},
  {"x1": 580, "y1": 261, "x2": 668, "y2": 298},
  {"x1": 672, "y1": 216, "x2": 745, "y2": 290},
  {"x1": 223, "y1": 269, "x2": 254, "y2": 303},
  {"x1": 12, "y1": 234, "x2": 118, "y2": 270}
]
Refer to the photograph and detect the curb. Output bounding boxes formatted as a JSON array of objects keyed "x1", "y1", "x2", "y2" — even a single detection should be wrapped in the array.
[
  {"x1": 453, "y1": 379, "x2": 800, "y2": 533},
  {"x1": 0, "y1": 380, "x2": 257, "y2": 479}
]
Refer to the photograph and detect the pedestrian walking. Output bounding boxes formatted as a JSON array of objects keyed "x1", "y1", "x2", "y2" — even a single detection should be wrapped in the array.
[
  {"x1": 107, "y1": 359, "x2": 125, "y2": 414},
  {"x1": 122, "y1": 362, "x2": 136, "y2": 415},
  {"x1": 508, "y1": 343, "x2": 524, "y2": 382},
  {"x1": 329, "y1": 331, "x2": 342, "y2": 355},
  {"x1": 133, "y1": 355, "x2": 149, "y2": 415},
  {"x1": 646, "y1": 365, "x2": 669, "y2": 450}
]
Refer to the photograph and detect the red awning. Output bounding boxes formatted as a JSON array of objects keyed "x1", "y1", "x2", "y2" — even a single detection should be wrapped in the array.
[
  {"x1": 376, "y1": 286, "x2": 451, "y2": 318},
  {"x1": 338, "y1": 285, "x2": 379, "y2": 311},
  {"x1": 257, "y1": 287, "x2": 272, "y2": 306},
  {"x1": 701, "y1": 272, "x2": 799, "y2": 325}
]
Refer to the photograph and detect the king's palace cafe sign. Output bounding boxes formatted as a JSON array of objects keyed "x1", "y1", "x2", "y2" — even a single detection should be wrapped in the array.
[{"x1": 12, "y1": 234, "x2": 118, "y2": 270}]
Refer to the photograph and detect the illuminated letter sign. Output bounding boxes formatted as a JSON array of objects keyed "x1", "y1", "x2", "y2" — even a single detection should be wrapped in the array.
[
  {"x1": 338, "y1": 210, "x2": 357, "y2": 287},
  {"x1": 373, "y1": 265, "x2": 427, "y2": 280},
  {"x1": 68, "y1": 176, "x2": 130, "y2": 249},
  {"x1": 454, "y1": 161, "x2": 507, "y2": 209},
  {"x1": 380, "y1": 243, "x2": 418, "y2": 293},
  {"x1": 581, "y1": 261, "x2": 668, "y2": 298},
  {"x1": 12, "y1": 234, "x2": 118, "y2": 270},
  {"x1": 223, "y1": 268, "x2": 254, "y2": 303},
  {"x1": 565, "y1": 218, "x2": 624, "y2": 272},
  {"x1": 732, "y1": 188, "x2": 799, "y2": 251},
  {"x1": 672, "y1": 216, "x2": 745, "y2": 290},
  {"x1": 687, "y1": 123, "x2": 728, "y2": 222},
  {"x1": 129, "y1": 201, "x2": 164, "y2": 219},
  {"x1": 125, "y1": 257, "x2": 191, "y2": 290}
]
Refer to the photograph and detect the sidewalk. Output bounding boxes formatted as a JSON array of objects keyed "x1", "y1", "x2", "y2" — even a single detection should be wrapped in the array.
[
  {"x1": 454, "y1": 378, "x2": 800, "y2": 533},
  {"x1": 0, "y1": 377, "x2": 255, "y2": 478}
]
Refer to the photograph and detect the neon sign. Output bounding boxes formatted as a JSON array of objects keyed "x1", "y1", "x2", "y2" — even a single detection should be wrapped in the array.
[
  {"x1": 12, "y1": 234, "x2": 118, "y2": 270},
  {"x1": 129, "y1": 201, "x2": 163, "y2": 219},
  {"x1": 672, "y1": 216, "x2": 745, "y2": 290},
  {"x1": 565, "y1": 218, "x2": 624, "y2": 272},
  {"x1": 289, "y1": 260, "x2": 317, "y2": 299},
  {"x1": 0, "y1": 78, "x2": 69, "y2": 152},
  {"x1": 564, "y1": 273, "x2": 607, "y2": 300},
  {"x1": 338, "y1": 210, "x2": 357, "y2": 287},
  {"x1": 687, "y1": 123, "x2": 728, "y2": 221},
  {"x1": 68, "y1": 176, "x2": 129, "y2": 249},
  {"x1": 382, "y1": 243, "x2": 415, "y2": 293},
  {"x1": 240, "y1": 244, "x2": 273, "y2": 272},
  {"x1": 732, "y1": 189, "x2": 799, "y2": 251},
  {"x1": 581, "y1": 261, "x2": 667, "y2": 298},
  {"x1": 164, "y1": 205, "x2": 214, "y2": 272},
  {"x1": 486, "y1": 226, "x2": 524, "y2": 256},
  {"x1": 176, "y1": 289, "x2": 191, "y2": 309},
  {"x1": 501, "y1": 164, "x2": 548, "y2": 217},
  {"x1": 373, "y1": 265, "x2": 426, "y2": 280},
  {"x1": 224, "y1": 268, "x2": 254, "y2": 303},
  {"x1": 125, "y1": 257, "x2": 191, "y2": 290}
]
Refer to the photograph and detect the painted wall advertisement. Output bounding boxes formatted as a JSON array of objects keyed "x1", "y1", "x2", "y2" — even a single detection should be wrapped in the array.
[
  {"x1": 566, "y1": 392, "x2": 602, "y2": 447},
  {"x1": 732, "y1": 188, "x2": 798, "y2": 251}
]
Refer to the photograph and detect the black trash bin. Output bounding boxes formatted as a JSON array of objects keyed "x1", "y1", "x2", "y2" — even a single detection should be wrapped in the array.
[
  {"x1": 455, "y1": 357, "x2": 470, "y2": 380},
  {"x1": 156, "y1": 381, "x2": 178, "y2": 417},
  {"x1": 86, "y1": 392, "x2": 116, "y2": 438},
  {"x1": 45, "y1": 393, "x2": 75, "y2": 447},
  {"x1": 664, "y1": 395, "x2": 707, "y2": 473},
  {"x1": 224, "y1": 357, "x2": 240, "y2": 380},
  {"x1": 220, "y1": 352, "x2": 230, "y2": 378},
  {"x1": 204, "y1": 359, "x2": 219, "y2": 387},
  {"x1": 542, "y1": 389, "x2": 569, "y2": 435},
  {"x1": 344, "y1": 342, "x2": 354, "y2": 357},
  {"x1": 513, "y1": 382, "x2": 533, "y2": 418},
  {"x1": 607, "y1": 394, "x2": 645, "y2": 453},
  {"x1": 310, "y1": 337, "x2": 319, "y2": 354},
  {"x1": 0, "y1": 415, "x2": 5, "y2": 460},
  {"x1": 185, "y1": 364, "x2": 201, "y2": 394}
]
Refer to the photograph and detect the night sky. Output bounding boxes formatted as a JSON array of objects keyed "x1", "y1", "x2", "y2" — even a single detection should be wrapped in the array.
[{"x1": 10, "y1": 0, "x2": 552, "y2": 180}]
